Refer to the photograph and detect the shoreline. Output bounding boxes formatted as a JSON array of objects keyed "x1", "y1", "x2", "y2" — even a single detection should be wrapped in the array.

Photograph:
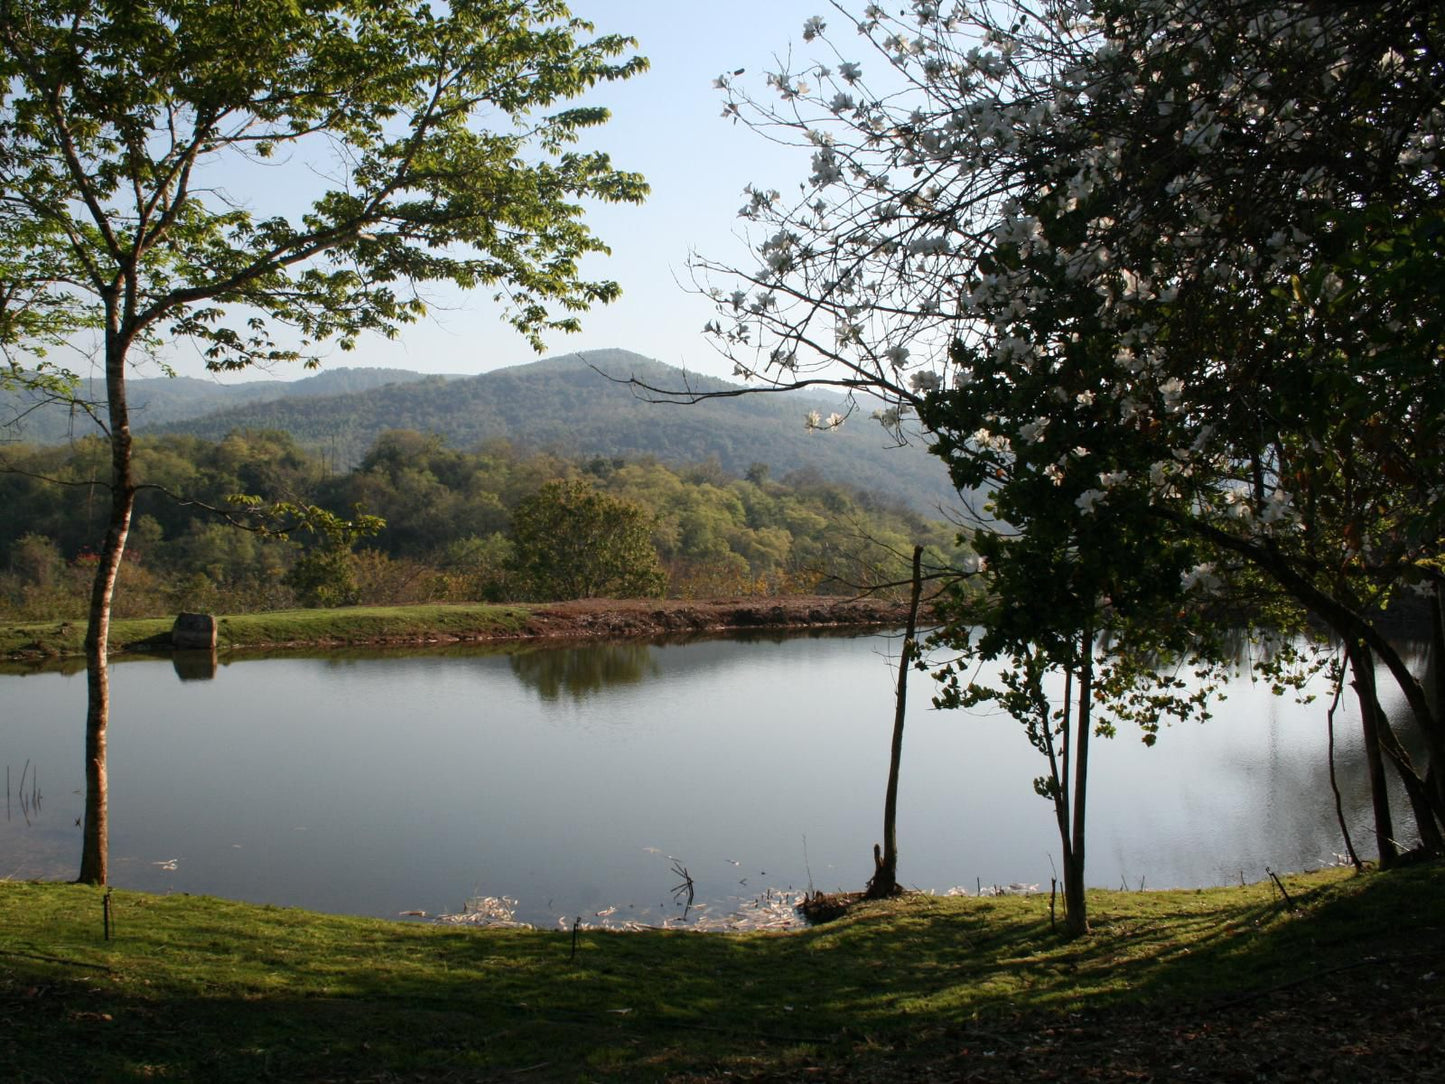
[
  {"x1": 498, "y1": 595, "x2": 918, "y2": 644},
  {"x1": 1, "y1": 596, "x2": 922, "y2": 664}
]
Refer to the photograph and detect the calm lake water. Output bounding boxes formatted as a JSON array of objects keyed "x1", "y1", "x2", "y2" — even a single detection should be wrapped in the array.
[{"x1": 0, "y1": 631, "x2": 1407, "y2": 927}]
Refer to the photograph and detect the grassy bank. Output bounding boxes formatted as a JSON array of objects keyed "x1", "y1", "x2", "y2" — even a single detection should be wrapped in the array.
[
  {"x1": 0, "y1": 603, "x2": 532, "y2": 660},
  {"x1": 2, "y1": 864, "x2": 1441, "y2": 1080}
]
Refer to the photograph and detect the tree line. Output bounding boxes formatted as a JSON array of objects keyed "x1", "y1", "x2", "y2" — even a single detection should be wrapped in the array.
[{"x1": 0, "y1": 428, "x2": 962, "y2": 620}]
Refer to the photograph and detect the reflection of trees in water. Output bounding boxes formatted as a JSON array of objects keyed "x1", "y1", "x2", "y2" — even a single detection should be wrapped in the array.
[
  {"x1": 1203, "y1": 651, "x2": 1430, "y2": 865},
  {"x1": 509, "y1": 643, "x2": 659, "y2": 702}
]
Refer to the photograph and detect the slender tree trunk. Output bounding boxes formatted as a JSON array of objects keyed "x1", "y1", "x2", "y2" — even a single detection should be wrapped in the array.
[
  {"x1": 77, "y1": 330, "x2": 135, "y2": 885},
  {"x1": 1180, "y1": 518, "x2": 1445, "y2": 775},
  {"x1": 1325, "y1": 661, "x2": 1363, "y2": 871},
  {"x1": 1347, "y1": 637, "x2": 1445, "y2": 858},
  {"x1": 1429, "y1": 584, "x2": 1445, "y2": 810},
  {"x1": 1064, "y1": 630, "x2": 1093, "y2": 938},
  {"x1": 868, "y1": 545, "x2": 923, "y2": 899},
  {"x1": 1346, "y1": 638, "x2": 1398, "y2": 867}
]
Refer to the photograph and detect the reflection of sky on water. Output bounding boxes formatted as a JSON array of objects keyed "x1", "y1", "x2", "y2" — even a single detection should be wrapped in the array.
[{"x1": 0, "y1": 633, "x2": 1423, "y2": 925}]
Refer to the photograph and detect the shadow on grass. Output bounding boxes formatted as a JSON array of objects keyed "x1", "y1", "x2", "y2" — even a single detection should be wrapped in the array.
[{"x1": 3, "y1": 863, "x2": 1441, "y2": 1081}]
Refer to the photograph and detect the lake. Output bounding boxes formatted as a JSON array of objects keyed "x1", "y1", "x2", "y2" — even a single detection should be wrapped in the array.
[{"x1": 0, "y1": 631, "x2": 1404, "y2": 928}]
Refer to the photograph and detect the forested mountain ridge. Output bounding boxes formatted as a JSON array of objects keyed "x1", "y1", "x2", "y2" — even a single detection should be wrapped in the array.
[
  {"x1": 148, "y1": 349, "x2": 958, "y2": 514},
  {"x1": 0, "y1": 366, "x2": 450, "y2": 444},
  {"x1": 2, "y1": 350, "x2": 956, "y2": 514}
]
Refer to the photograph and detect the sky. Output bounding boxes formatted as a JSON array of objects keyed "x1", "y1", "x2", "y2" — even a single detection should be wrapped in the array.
[{"x1": 167, "y1": 0, "x2": 832, "y2": 385}]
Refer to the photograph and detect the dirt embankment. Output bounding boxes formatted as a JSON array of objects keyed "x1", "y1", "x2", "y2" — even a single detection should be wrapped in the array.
[{"x1": 512, "y1": 595, "x2": 919, "y2": 641}]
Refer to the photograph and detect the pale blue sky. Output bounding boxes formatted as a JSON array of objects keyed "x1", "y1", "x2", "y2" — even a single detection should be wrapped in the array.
[{"x1": 174, "y1": 1, "x2": 830, "y2": 384}]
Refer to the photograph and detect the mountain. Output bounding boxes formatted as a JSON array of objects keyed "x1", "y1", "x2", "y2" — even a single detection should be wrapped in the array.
[
  {"x1": 5, "y1": 350, "x2": 960, "y2": 514},
  {"x1": 0, "y1": 367, "x2": 447, "y2": 445}
]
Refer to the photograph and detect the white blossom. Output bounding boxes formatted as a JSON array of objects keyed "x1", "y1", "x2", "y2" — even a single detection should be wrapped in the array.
[
  {"x1": 1259, "y1": 487, "x2": 1297, "y2": 526},
  {"x1": 1223, "y1": 489, "x2": 1253, "y2": 521},
  {"x1": 1019, "y1": 417, "x2": 1049, "y2": 444},
  {"x1": 1180, "y1": 563, "x2": 1222, "y2": 593},
  {"x1": 909, "y1": 369, "x2": 941, "y2": 392}
]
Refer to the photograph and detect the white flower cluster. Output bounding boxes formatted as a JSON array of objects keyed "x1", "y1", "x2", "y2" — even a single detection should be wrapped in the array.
[{"x1": 804, "y1": 409, "x2": 846, "y2": 432}]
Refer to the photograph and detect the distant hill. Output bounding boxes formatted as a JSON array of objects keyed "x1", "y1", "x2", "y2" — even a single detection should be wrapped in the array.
[
  {"x1": 3, "y1": 350, "x2": 960, "y2": 514},
  {"x1": 0, "y1": 367, "x2": 447, "y2": 444}
]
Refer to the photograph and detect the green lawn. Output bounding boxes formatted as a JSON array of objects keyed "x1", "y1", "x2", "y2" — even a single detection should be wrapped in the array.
[
  {"x1": 2, "y1": 863, "x2": 1439, "y2": 1080},
  {"x1": 0, "y1": 604, "x2": 532, "y2": 660}
]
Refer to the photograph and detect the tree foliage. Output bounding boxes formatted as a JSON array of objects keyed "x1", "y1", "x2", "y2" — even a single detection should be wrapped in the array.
[
  {"x1": 0, "y1": 430, "x2": 963, "y2": 614},
  {"x1": 511, "y1": 478, "x2": 664, "y2": 600},
  {"x1": 0, "y1": 0, "x2": 648, "y2": 883},
  {"x1": 701, "y1": 0, "x2": 1444, "y2": 911}
]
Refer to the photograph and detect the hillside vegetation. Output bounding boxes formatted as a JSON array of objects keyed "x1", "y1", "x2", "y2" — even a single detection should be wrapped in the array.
[
  {"x1": 1, "y1": 350, "x2": 959, "y2": 514},
  {"x1": 0, "y1": 428, "x2": 964, "y2": 622}
]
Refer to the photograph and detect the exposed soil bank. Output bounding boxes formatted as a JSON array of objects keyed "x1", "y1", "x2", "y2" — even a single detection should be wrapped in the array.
[{"x1": 511, "y1": 595, "x2": 919, "y2": 642}]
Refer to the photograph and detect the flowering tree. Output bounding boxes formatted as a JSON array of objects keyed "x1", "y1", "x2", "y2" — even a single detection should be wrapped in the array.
[
  {"x1": 0, "y1": 0, "x2": 647, "y2": 883},
  {"x1": 699, "y1": 0, "x2": 1444, "y2": 892}
]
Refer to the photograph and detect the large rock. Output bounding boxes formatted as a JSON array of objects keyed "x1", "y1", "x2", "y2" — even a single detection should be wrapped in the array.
[{"x1": 171, "y1": 612, "x2": 217, "y2": 651}]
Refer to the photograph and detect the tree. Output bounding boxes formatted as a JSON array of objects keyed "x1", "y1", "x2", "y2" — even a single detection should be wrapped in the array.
[
  {"x1": 0, "y1": 0, "x2": 647, "y2": 883},
  {"x1": 510, "y1": 478, "x2": 666, "y2": 599},
  {"x1": 283, "y1": 540, "x2": 361, "y2": 609},
  {"x1": 865, "y1": 544, "x2": 923, "y2": 900},
  {"x1": 695, "y1": 0, "x2": 1442, "y2": 902},
  {"x1": 920, "y1": 0, "x2": 1445, "y2": 857}
]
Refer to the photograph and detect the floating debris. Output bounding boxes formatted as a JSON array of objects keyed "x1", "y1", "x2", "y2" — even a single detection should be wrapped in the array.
[
  {"x1": 434, "y1": 887, "x2": 809, "y2": 933},
  {"x1": 434, "y1": 895, "x2": 529, "y2": 929},
  {"x1": 943, "y1": 882, "x2": 1040, "y2": 897}
]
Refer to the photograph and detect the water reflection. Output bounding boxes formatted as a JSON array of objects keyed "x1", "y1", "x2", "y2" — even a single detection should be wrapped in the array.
[
  {"x1": 508, "y1": 642, "x2": 660, "y2": 701},
  {"x1": 171, "y1": 650, "x2": 218, "y2": 682},
  {"x1": 0, "y1": 631, "x2": 1427, "y2": 926}
]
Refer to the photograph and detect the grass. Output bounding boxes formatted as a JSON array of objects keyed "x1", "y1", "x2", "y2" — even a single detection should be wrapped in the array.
[
  {"x1": 2, "y1": 863, "x2": 1440, "y2": 1080},
  {"x1": 0, "y1": 603, "x2": 532, "y2": 661}
]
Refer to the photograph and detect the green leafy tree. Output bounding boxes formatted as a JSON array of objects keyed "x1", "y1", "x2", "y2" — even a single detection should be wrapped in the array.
[
  {"x1": 284, "y1": 543, "x2": 360, "y2": 609},
  {"x1": 0, "y1": 0, "x2": 646, "y2": 883},
  {"x1": 511, "y1": 478, "x2": 665, "y2": 599},
  {"x1": 696, "y1": 0, "x2": 1442, "y2": 905}
]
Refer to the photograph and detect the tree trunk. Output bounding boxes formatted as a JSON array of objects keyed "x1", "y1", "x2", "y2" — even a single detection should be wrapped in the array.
[
  {"x1": 1346, "y1": 638, "x2": 1445, "y2": 859},
  {"x1": 1063, "y1": 631, "x2": 1093, "y2": 938},
  {"x1": 867, "y1": 545, "x2": 923, "y2": 899},
  {"x1": 1346, "y1": 638, "x2": 1398, "y2": 867},
  {"x1": 1429, "y1": 584, "x2": 1445, "y2": 811},
  {"x1": 1179, "y1": 517, "x2": 1445, "y2": 778},
  {"x1": 77, "y1": 331, "x2": 135, "y2": 885}
]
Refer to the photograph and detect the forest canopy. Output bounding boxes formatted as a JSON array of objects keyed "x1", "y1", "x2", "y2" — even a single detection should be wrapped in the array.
[{"x1": 0, "y1": 429, "x2": 964, "y2": 617}]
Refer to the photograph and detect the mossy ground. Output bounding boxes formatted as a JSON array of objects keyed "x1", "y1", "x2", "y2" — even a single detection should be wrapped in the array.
[{"x1": 2, "y1": 864, "x2": 1441, "y2": 1081}]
